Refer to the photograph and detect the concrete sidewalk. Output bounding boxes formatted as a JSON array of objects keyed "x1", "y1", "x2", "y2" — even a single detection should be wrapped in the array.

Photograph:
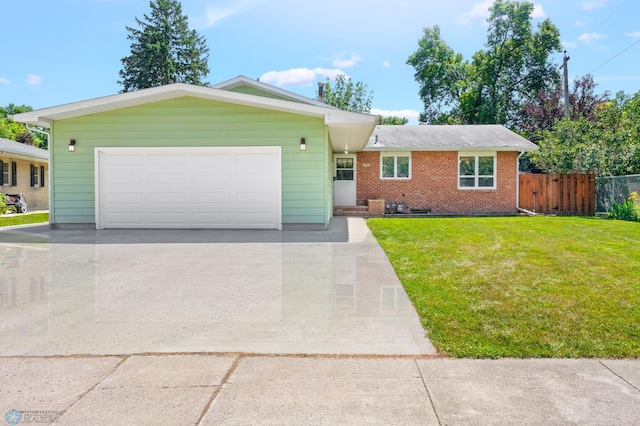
[{"x1": 1, "y1": 354, "x2": 638, "y2": 425}]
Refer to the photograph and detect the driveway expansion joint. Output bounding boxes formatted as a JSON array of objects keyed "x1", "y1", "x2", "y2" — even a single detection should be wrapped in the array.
[
  {"x1": 599, "y1": 360, "x2": 640, "y2": 393},
  {"x1": 196, "y1": 355, "x2": 242, "y2": 424}
]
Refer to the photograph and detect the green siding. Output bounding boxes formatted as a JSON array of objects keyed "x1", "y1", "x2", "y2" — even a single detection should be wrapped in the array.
[
  {"x1": 51, "y1": 97, "x2": 330, "y2": 226},
  {"x1": 226, "y1": 85, "x2": 302, "y2": 102}
]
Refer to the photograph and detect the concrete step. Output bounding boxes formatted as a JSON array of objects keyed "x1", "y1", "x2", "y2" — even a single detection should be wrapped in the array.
[
  {"x1": 333, "y1": 210, "x2": 370, "y2": 217},
  {"x1": 334, "y1": 205, "x2": 368, "y2": 212}
]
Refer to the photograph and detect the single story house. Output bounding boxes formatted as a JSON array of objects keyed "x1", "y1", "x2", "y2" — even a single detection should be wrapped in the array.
[
  {"x1": 0, "y1": 137, "x2": 49, "y2": 211},
  {"x1": 350, "y1": 125, "x2": 538, "y2": 215},
  {"x1": 12, "y1": 76, "x2": 537, "y2": 229},
  {"x1": 12, "y1": 76, "x2": 377, "y2": 230}
]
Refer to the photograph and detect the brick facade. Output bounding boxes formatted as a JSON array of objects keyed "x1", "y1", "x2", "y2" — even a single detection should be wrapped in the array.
[
  {"x1": 0, "y1": 156, "x2": 49, "y2": 211},
  {"x1": 356, "y1": 151, "x2": 518, "y2": 215}
]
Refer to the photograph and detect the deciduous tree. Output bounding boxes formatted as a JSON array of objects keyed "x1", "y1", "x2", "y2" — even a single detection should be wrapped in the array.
[
  {"x1": 379, "y1": 116, "x2": 409, "y2": 125},
  {"x1": 322, "y1": 74, "x2": 373, "y2": 113},
  {"x1": 408, "y1": 0, "x2": 561, "y2": 125}
]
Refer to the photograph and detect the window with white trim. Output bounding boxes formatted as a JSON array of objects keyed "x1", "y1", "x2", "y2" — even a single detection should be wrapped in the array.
[
  {"x1": 381, "y1": 153, "x2": 411, "y2": 179},
  {"x1": 458, "y1": 153, "x2": 496, "y2": 189}
]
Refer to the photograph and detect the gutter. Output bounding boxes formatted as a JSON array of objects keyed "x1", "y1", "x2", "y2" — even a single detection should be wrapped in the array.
[
  {"x1": 26, "y1": 125, "x2": 53, "y2": 223},
  {"x1": 515, "y1": 150, "x2": 540, "y2": 216}
]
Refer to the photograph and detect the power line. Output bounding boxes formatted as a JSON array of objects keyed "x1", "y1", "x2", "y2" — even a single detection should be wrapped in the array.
[
  {"x1": 588, "y1": 37, "x2": 640, "y2": 74},
  {"x1": 592, "y1": 0, "x2": 627, "y2": 33}
]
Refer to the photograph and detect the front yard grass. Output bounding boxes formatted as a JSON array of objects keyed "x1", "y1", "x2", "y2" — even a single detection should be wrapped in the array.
[
  {"x1": 367, "y1": 216, "x2": 640, "y2": 358},
  {"x1": 0, "y1": 212, "x2": 49, "y2": 227}
]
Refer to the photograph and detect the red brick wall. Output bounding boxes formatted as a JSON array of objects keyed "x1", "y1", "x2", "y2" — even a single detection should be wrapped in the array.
[{"x1": 356, "y1": 151, "x2": 518, "y2": 214}]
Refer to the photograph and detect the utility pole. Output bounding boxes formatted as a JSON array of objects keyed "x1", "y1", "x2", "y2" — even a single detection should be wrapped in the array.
[{"x1": 562, "y1": 50, "x2": 571, "y2": 118}]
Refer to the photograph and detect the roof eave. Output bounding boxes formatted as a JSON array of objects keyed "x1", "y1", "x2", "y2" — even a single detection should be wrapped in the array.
[{"x1": 364, "y1": 146, "x2": 539, "y2": 152}]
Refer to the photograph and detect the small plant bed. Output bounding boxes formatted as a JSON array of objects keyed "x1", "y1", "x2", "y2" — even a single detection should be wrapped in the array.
[
  {"x1": 367, "y1": 216, "x2": 640, "y2": 358},
  {"x1": 0, "y1": 212, "x2": 49, "y2": 227}
]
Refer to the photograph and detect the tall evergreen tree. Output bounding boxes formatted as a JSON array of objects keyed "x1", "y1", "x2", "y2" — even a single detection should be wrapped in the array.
[{"x1": 118, "y1": 0, "x2": 210, "y2": 92}]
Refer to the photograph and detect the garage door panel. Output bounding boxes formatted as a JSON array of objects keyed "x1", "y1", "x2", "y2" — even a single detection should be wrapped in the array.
[
  {"x1": 147, "y1": 155, "x2": 186, "y2": 168},
  {"x1": 98, "y1": 147, "x2": 281, "y2": 229}
]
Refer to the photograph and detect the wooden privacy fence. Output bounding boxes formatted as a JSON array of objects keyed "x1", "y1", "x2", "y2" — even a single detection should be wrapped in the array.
[{"x1": 519, "y1": 174, "x2": 596, "y2": 216}]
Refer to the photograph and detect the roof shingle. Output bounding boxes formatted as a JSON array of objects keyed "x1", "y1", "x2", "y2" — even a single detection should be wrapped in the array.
[
  {"x1": 365, "y1": 125, "x2": 537, "y2": 152},
  {"x1": 0, "y1": 137, "x2": 49, "y2": 160}
]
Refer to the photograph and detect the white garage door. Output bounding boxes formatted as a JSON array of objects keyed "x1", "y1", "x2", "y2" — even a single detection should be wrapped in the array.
[{"x1": 95, "y1": 147, "x2": 281, "y2": 229}]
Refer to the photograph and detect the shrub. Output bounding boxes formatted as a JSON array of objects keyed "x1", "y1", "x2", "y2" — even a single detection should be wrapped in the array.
[
  {"x1": 608, "y1": 191, "x2": 640, "y2": 222},
  {"x1": 0, "y1": 193, "x2": 6, "y2": 214}
]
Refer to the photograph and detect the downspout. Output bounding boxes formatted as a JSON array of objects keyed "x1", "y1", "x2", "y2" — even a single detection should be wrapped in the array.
[
  {"x1": 26, "y1": 124, "x2": 53, "y2": 222},
  {"x1": 515, "y1": 150, "x2": 539, "y2": 216}
]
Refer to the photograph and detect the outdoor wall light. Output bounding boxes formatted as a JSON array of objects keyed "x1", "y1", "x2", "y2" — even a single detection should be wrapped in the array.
[
  {"x1": 300, "y1": 137, "x2": 306, "y2": 151},
  {"x1": 68, "y1": 139, "x2": 76, "y2": 152}
]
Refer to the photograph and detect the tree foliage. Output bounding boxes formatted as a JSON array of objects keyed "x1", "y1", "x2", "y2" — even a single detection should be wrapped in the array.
[
  {"x1": 0, "y1": 104, "x2": 46, "y2": 149},
  {"x1": 531, "y1": 91, "x2": 640, "y2": 176},
  {"x1": 379, "y1": 116, "x2": 409, "y2": 125},
  {"x1": 515, "y1": 74, "x2": 610, "y2": 140},
  {"x1": 322, "y1": 74, "x2": 373, "y2": 113},
  {"x1": 118, "y1": 0, "x2": 210, "y2": 92},
  {"x1": 407, "y1": 0, "x2": 561, "y2": 125}
]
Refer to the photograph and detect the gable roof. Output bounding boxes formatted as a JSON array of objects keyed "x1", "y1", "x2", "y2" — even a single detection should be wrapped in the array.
[
  {"x1": 0, "y1": 137, "x2": 49, "y2": 161},
  {"x1": 11, "y1": 82, "x2": 378, "y2": 153},
  {"x1": 365, "y1": 125, "x2": 538, "y2": 152},
  {"x1": 212, "y1": 75, "x2": 332, "y2": 108}
]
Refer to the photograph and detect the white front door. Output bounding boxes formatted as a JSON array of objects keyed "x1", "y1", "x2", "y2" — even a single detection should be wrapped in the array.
[{"x1": 333, "y1": 155, "x2": 356, "y2": 206}]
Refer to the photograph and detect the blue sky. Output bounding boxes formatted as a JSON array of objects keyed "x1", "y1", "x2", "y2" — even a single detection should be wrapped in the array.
[{"x1": 2, "y1": 0, "x2": 639, "y2": 124}]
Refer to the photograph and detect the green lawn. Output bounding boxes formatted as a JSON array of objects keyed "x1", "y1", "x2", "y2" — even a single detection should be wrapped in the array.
[
  {"x1": 367, "y1": 217, "x2": 640, "y2": 358},
  {"x1": 0, "y1": 212, "x2": 49, "y2": 227}
]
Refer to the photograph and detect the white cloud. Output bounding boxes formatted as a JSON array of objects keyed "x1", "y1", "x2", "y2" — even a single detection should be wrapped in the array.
[
  {"x1": 332, "y1": 54, "x2": 362, "y2": 68},
  {"x1": 574, "y1": 20, "x2": 588, "y2": 27},
  {"x1": 582, "y1": 0, "x2": 607, "y2": 11},
  {"x1": 382, "y1": 61, "x2": 390, "y2": 68},
  {"x1": 468, "y1": 0, "x2": 493, "y2": 19},
  {"x1": 370, "y1": 108, "x2": 421, "y2": 124},
  {"x1": 562, "y1": 40, "x2": 578, "y2": 49},
  {"x1": 0, "y1": 77, "x2": 10, "y2": 85},
  {"x1": 193, "y1": 0, "x2": 261, "y2": 29},
  {"x1": 531, "y1": 4, "x2": 547, "y2": 18},
  {"x1": 579, "y1": 32, "x2": 607, "y2": 45},
  {"x1": 26, "y1": 74, "x2": 42, "y2": 85},
  {"x1": 625, "y1": 31, "x2": 640, "y2": 38},
  {"x1": 457, "y1": 1, "x2": 545, "y2": 25},
  {"x1": 260, "y1": 68, "x2": 347, "y2": 87}
]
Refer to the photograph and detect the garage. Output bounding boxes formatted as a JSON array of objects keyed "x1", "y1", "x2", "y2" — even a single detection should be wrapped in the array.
[{"x1": 95, "y1": 146, "x2": 281, "y2": 229}]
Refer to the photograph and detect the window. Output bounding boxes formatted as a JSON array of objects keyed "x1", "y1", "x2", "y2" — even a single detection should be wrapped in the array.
[
  {"x1": 335, "y1": 157, "x2": 354, "y2": 181},
  {"x1": 11, "y1": 162, "x2": 17, "y2": 186},
  {"x1": 381, "y1": 153, "x2": 411, "y2": 179},
  {"x1": 30, "y1": 164, "x2": 39, "y2": 188},
  {"x1": 0, "y1": 161, "x2": 8, "y2": 186},
  {"x1": 459, "y1": 153, "x2": 496, "y2": 189},
  {"x1": 40, "y1": 166, "x2": 45, "y2": 187}
]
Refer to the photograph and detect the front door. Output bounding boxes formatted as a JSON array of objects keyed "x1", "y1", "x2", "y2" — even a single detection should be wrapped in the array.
[{"x1": 333, "y1": 155, "x2": 356, "y2": 205}]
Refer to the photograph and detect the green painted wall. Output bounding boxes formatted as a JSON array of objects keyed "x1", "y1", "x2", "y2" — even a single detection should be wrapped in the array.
[
  {"x1": 51, "y1": 96, "x2": 330, "y2": 226},
  {"x1": 226, "y1": 85, "x2": 298, "y2": 102}
]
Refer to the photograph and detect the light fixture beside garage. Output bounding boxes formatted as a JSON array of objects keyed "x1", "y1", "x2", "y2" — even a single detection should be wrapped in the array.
[
  {"x1": 69, "y1": 139, "x2": 76, "y2": 152},
  {"x1": 299, "y1": 137, "x2": 306, "y2": 151}
]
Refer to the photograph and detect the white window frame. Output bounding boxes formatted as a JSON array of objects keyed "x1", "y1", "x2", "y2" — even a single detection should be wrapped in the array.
[
  {"x1": 380, "y1": 152, "x2": 411, "y2": 180},
  {"x1": 458, "y1": 152, "x2": 497, "y2": 190}
]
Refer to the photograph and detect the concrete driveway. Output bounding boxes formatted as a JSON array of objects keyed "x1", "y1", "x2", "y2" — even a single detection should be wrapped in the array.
[
  {"x1": 0, "y1": 218, "x2": 435, "y2": 356},
  {"x1": 2, "y1": 220, "x2": 639, "y2": 425}
]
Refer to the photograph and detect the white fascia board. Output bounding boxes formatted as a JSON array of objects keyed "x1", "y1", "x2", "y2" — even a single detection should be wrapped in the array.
[
  {"x1": 364, "y1": 146, "x2": 538, "y2": 152},
  {"x1": 11, "y1": 83, "x2": 352, "y2": 127}
]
